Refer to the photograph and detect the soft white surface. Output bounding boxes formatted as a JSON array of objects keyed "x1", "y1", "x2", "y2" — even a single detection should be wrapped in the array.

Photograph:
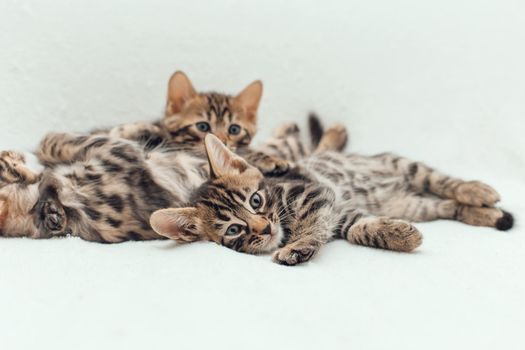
[{"x1": 0, "y1": 0, "x2": 524, "y2": 349}]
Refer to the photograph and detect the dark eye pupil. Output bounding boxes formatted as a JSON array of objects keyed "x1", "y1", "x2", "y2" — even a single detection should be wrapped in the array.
[
  {"x1": 229, "y1": 124, "x2": 241, "y2": 135},
  {"x1": 250, "y1": 193, "x2": 261, "y2": 209},
  {"x1": 197, "y1": 122, "x2": 210, "y2": 132},
  {"x1": 227, "y1": 225, "x2": 240, "y2": 235}
]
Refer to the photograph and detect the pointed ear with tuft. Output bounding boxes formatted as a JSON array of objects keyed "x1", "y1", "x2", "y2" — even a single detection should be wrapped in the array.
[
  {"x1": 234, "y1": 80, "x2": 263, "y2": 121},
  {"x1": 204, "y1": 134, "x2": 252, "y2": 178},
  {"x1": 150, "y1": 208, "x2": 202, "y2": 243},
  {"x1": 166, "y1": 71, "x2": 198, "y2": 115}
]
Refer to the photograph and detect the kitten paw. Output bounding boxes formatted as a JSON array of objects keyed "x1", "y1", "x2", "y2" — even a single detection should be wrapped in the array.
[
  {"x1": 273, "y1": 122, "x2": 300, "y2": 139},
  {"x1": 40, "y1": 200, "x2": 67, "y2": 233},
  {"x1": 457, "y1": 206, "x2": 513, "y2": 231},
  {"x1": 383, "y1": 220, "x2": 423, "y2": 252},
  {"x1": 0, "y1": 151, "x2": 39, "y2": 184},
  {"x1": 272, "y1": 243, "x2": 317, "y2": 266},
  {"x1": 349, "y1": 218, "x2": 422, "y2": 252},
  {"x1": 256, "y1": 156, "x2": 291, "y2": 176},
  {"x1": 34, "y1": 178, "x2": 67, "y2": 235},
  {"x1": 455, "y1": 181, "x2": 500, "y2": 207}
]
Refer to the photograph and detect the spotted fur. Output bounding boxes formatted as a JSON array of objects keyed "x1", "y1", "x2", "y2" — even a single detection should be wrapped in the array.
[
  {"x1": 0, "y1": 118, "x2": 333, "y2": 242},
  {"x1": 151, "y1": 134, "x2": 513, "y2": 266}
]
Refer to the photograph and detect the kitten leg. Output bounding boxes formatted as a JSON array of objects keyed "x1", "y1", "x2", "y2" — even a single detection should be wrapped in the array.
[
  {"x1": 38, "y1": 133, "x2": 107, "y2": 165},
  {"x1": 109, "y1": 122, "x2": 167, "y2": 148},
  {"x1": 0, "y1": 151, "x2": 40, "y2": 184},
  {"x1": 251, "y1": 137, "x2": 308, "y2": 164},
  {"x1": 272, "y1": 236, "x2": 323, "y2": 266},
  {"x1": 38, "y1": 133, "x2": 143, "y2": 167},
  {"x1": 381, "y1": 195, "x2": 460, "y2": 222},
  {"x1": 383, "y1": 194, "x2": 513, "y2": 231},
  {"x1": 251, "y1": 122, "x2": 308, "y2": 163},
  {"x1": 272, "y1": 216, "x2": 331, "y2": 266},
  {"x1": 272, "y1": 184, "x2": 336, "y2": 265},
  {"x1": 337, "y1": 210, "x2": 423, "y2": 252},
  {"x1": 235, "y1": 123, "x2": 304, "y2": 175},
  {"x1": 373, "y1": 153, "x2": 501, "y2": 207}
]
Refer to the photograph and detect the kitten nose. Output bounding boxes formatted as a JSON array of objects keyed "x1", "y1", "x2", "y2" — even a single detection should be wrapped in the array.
[{"x1": 261, "y1": 224, "x2": 272, "y2": 235}]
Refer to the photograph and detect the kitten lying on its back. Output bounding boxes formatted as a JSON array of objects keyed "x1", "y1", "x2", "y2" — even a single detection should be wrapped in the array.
[
  {"x1": 0, "y1": 71, "x2": 322, "y2": 241},
  {"x1": 151, "y1": 130, "x2": 513, "y2": 266}
]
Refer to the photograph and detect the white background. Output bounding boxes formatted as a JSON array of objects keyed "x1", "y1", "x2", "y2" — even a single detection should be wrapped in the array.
[{"x1": 0, "y1": 1, "x2": 524, "y2": 349}]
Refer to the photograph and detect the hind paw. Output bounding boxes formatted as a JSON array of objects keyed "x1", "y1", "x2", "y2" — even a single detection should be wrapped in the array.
[
  {"x1": 457, "y1": 206, "x2": 513, "y2": 231},
  {"x1": 455, "y1": 181, "x2": 500, "y2": 207},
  {"x1": 40, "y1": 200, "x2": 66, "y2": 233}
]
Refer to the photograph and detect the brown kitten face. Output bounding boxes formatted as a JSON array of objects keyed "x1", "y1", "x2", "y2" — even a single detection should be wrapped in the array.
[
  {"x1": 197, "y1": 174, "x2": 282, "y2": 254},
  {"x1": 150, "y1": 134, "x2": 283, "y2": 254},
  {"x1": 163, "y1": 71, "x2": 262, "y2": 149}
]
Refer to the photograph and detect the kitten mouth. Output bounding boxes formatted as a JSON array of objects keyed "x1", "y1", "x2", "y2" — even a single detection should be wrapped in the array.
[{"x1": 262, "y1": 224, "x2": 282, "y2": 252}]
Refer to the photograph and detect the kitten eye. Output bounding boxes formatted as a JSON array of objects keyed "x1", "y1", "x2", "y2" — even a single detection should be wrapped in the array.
[
  {"x1": 226, "y1": 224, "x2": 243, "y2": 236},
  {"x1": 228, "y1": 124, "x2": 241, "y2": 135},
  {"x1": 196, "y1": 122, "x2": 211, "y2": 132},
  {"x1": 249, "y1": 193, "x2": 262, "y2": 209}
]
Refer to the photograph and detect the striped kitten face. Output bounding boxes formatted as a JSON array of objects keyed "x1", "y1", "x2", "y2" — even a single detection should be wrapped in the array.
[
  {"x1": 163, "y1": 71, "x2": 262, "y2": 149},
  {"x1": 150, "y1": 135, "x2": 283, "y2": 254}
]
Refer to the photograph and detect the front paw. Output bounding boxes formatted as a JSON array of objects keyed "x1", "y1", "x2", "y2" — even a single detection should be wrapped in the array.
[
  {"x1": 256, "y1": 156, "x2": 291, "y2": 176},
  {"x1": 455, "y1": 181, "x2": 500, "y2": 207},
  {"x1": 39, "y1": 200, "x2": 67, "y2": 234},
  {"x1": 0, "y1": 151, "x2": 39, "y2": 184},
  {"x1": 272, "y1": 245, "x2": 317, "y2": 266}
]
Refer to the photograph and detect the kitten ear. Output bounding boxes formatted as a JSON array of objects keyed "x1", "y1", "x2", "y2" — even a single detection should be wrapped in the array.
[
  {"x1": 150, "y1": 208, "x2": 202, "y2": 242},
  {"x1": 204, "y1": 134, "x2": 251, "y2": 178},
  {"x1": 234, "y1": 80, "x2": 263, "y2": 120},
  {"x1": 166, "y1": 71, "x2": 198, "y2": 115}
]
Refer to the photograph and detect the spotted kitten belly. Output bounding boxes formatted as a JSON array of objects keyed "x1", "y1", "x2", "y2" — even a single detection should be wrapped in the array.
[{"x1": 33, "y1": 138, "x2": 207, "y2": 242}]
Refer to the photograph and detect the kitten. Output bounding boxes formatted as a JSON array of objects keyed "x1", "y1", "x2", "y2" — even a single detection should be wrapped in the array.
[
  {"x1": 150, "y1": 133, "x2": 513, "y2": 266},
  {"x1": 107, "y1": 71, "x2": 263, "y2": 150},
  {"x1": 0, "y1": 118, "x2": 336, "y2": 242},
  {"x1": 72, "y1": 71, "x2": 290, "y2": 175}
]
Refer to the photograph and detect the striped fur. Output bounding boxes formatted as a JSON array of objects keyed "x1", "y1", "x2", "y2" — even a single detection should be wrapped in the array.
[
  {"x1": 103, "y1": 71, "x2": 262, "y2": 151},
  {"x1": 0, "y1": 119, "x2": 328, "y2": 242},
  {"x1": 151, "y1": 134, "x2": 513, "y2": 266}
]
